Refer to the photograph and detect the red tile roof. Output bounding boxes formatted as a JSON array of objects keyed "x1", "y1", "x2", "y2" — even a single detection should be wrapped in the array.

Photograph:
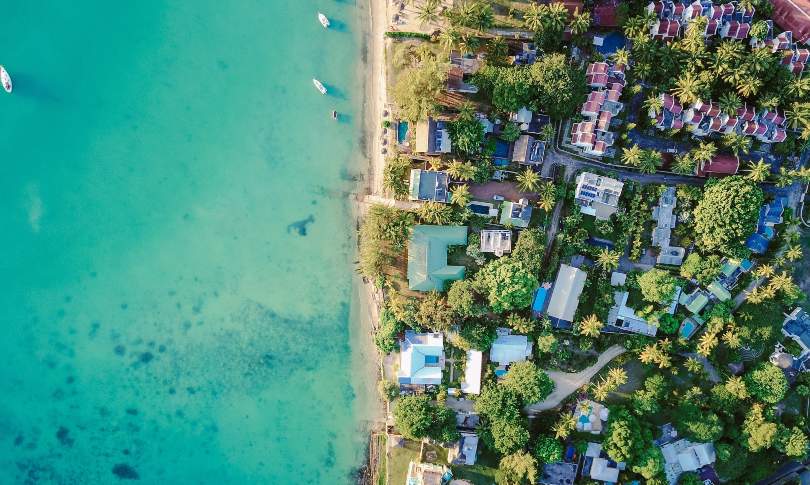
[
  {"x1": 594, "y1": 0, "x2": 620, "y2": 27},
  {"x1": 697, "y1": 154, "x2": 740, "y2": 177},
  {"x1": 771, "y1": 0, "x2": 810, "y2": 44}
]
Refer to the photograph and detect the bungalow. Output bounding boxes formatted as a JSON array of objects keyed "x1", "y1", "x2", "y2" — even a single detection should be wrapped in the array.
[
  {"x1": 500, "y1": 199, "x2": 533, "y2": 228},
  {"x1": 606, "y1": 291, "x2": 659, "y2": 336},
  {"x1": 479, "y1": 229, "x2": 512, "y2": 257},
  {"x1": 460, "y1": 350, "x2": 482, "y2": 395},
  {"x1": 720, "y1": 20, "x2": 750, "y2": 40},
  {"x1": 680, "y1": 289, "x2": 710, "y2": 314},
  {"x1": 652, "y1": 186, "x2": 686, "y2": 266},
  {"x1": 407, "y1": 225, "x2": 468, "y2": 291},
  {"x1": 584, "y1": 442, "x2": 625, "y2": 483},
  {"x1": 398, "y1": 331, "x2": 444, "y2": 386},
  {"x1": 574, "y1": 400, "x2": 609, "y2": 434},
  {"x1": 546, "y1": 264, "x2": 588, "y2": 329},
  {"x1": 511, "y1": 106, "x2": 533, "y2": 129},
  {"x1": 406, "y1": 461, "x2": 449, "y2": 485},
  {"x1": 448, "y1": 432, "x2": 479, "y2": 466},
  {"x1": 409, "y1": 169, "x2": 451, "y2": 203},
  {"x1": 660, "y1": 439, "x2": 717, "y2": 485},
  {"x1": 575, "y1": 172, "x2": 624, "y2": 220},
  {"x1": 745, "y1": 198, "x2": 785, "y2": 254},
  {"x1": 707, "y1": 281, "x2": 731, "y2": 302},
  {"x1": 414, "y1": 117, "x2": 451, "y2": 154},
  {"x1": 446, "y1": 66, "x2": 479, "y2": 94},
  {"x1": 512, "y1": 134, "x2": 545, "y2": 165},
  {"x1": 715, "y1": 258, "x2": 753, "y2": 290},
  {"x1": 490, "y1": 330, "x2": 533, "y2": 366}
]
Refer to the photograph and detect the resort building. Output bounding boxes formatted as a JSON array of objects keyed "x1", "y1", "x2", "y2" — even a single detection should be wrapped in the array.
[
  {"x1": 745, "y1": 197, "x2": 786, "y2": 254},
  {"x1": 652, "y1": 186, "x2": 686, "y2": 265},
  {"x1": 460, "y1": 350, "x2": 482, "y2": 395},
  {"x1": 546, "y1": 264, "x2": 588, "y2": 330},
  {"x1": 571, "y1": 69, "x2": 625, "y2": 158},
  {"x1": 490, "y1": 329, "x2": 533, "y2": 366},
  {"x1": 775, "y1": 308, "x2": 810, "y2": 374},
  {"x1": 511, "y1": 134, "x2": 545, "y2": 165},
  {"x1": 646, "y1": 1, "x2": 754, "y2": 42},
  {"x1": 575, "y1": 172, "x2": 624, "y2": 220},
  {"x1": 583, "y1": 442, "x2": 625, "y2": 483},
  {"x1": 573, "y1": 400, "x2": 609, "y2": 434},
  {"x1": 408, "y1": 169, "x2": 450, "y2": 203},
  {"x1": 660, "y1": 439, "x2": 717, "y2": 485},
  {"x1": 499, "y1": 199, "x2": 533, "y2": 228},
  {"x1": 447, "y1": 432, "x2": 479, "y2": 466},
  {"x1": 407, "y1": 225, "x2": 468, "y2": 291},
  {"x1": 414, "y1": 117, "x2": 451, "y2": 154},
  {"x1": 606, "y1": 291, "x2": 659, "y2": 336},
  {"x1": 406, "y1": 461, "x2": 449, "y2": 485},
  {"x1": 397, "y1": 331, "x2": 444, "y2": 386},
  {"x1": 771, "y1": 0, "x2": 810, "y2": 44},
  {"x1": 696, "y1": 153, "x2": 740, "y2": 177},
  {"x1": 511, "y1": 106, "x2": 533, "y2": 130},
  {"x1": 479, "y1": 230, "x2": 512, "y2": 257}
]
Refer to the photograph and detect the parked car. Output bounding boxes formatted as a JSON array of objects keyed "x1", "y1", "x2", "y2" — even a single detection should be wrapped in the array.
[{"x1": 493, "y1": 195, "x2": 505, "y2": 201}]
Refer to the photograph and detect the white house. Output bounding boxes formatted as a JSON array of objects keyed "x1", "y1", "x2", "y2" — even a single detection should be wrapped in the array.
[{"x1": 398, "y1": 331, "x2": 444, "y2": 385}]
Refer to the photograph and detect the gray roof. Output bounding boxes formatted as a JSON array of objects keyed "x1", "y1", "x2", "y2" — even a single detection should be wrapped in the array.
[
  {"x1": 547, "y1": 265, "x2": 588, "y2": 323},
  {"x1": 409, "y1": 169, "x2": 450, "y2": 202}
]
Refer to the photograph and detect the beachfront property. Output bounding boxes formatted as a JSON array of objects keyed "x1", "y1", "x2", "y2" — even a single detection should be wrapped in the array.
[
  {"x1": 407, "y1": 225, "x2": 467, "y2": 291},
  {"x1": 406, "y1": 461, "x2": 450, "y2": 485},
  {"x1": 746, "y1": 197, "x2": 786, "y2": 254},
  {"x1": 652, "y1": 186, "x2": 686, "y2": 266},
  {"x1": 490, "y1": 329, "x2": 533, "y2": 367},
  {"x1": 397, "y1": 331, "x2": 444, "y2": 386},
  {"x1": 660, "y1": 439, "x2": 717, "y2": 485},
  {"x1": 511, "y1": 134, "x2": 545, "y2": 165},
  {"x1": 546, "y1": 264, "x2": 588, "y2": 330},
  {"x1": 447, "y1": 432, "x2": 479, "y2": 466},
  {"x1": 574, "y1": 172, "x2": 624, "y2": 220},
  {"x1": 409, "y1": 169, "x2": 451, "y2": 203},
  {"x1": 573, "y1": 400, "x2": 609, "y2": 434},
  {"x1": 479, "y1": 230, "x2": 512, "y2": 257},
  {"x1": 499, "y1": 199, "x2": 533, "y2": 228},
  {"x1": 414, "y1": 117, "x2": 451, "y2": 154},
  {"x1": 583, "y1": 442, "x2": 626, "y2": 483},
  {"x1": 606, "y1": 291, "x2": 659, "y2": 336},
  {"x1": 460, "y1": 350, "x2": 482, "y2": 395}
]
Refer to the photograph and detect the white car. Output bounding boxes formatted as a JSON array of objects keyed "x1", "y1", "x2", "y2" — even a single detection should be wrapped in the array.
[{"x1": 493, "y1": 195, "x2": 505, "y2": 201}]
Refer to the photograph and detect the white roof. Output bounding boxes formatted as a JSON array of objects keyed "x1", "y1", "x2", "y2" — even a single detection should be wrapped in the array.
[
  {"x1": 547, "y1": 265, "x2": 588, "y2": 323},
  {"x1": 398, "y1": 332, "x2": 444, "y2": 385},
  {"x1": 677, "y1": 443, "x2": 716, "y2": 472},
  {"x1": 460, "y1": 350, "x2": 482, "y2": 395},
  {"x1": 590, "y1": 458, "x2": 620, "y2": 482},
  {"x1": 490, "y1": 334, "x2": 532, "y2": 365},
  {"x1": 480, "y1": 230, "x2": 512, "y2": 256},
  {"x1": 512, "y1": 107, "x2": 533, "y2": 124},
  {"x1": 610, "y1": 272, "x2": 627, "y2": 286}
]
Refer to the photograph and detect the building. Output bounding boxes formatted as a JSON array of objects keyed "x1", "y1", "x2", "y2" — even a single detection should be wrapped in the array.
[
  {"x1": 398, "y1": 331, "x2": 444, "y2": 386},
  {"x1": 696, "y1": 153, "x2": 739, "y2": 177},
  {"x1": 460, "y1": 350, "x2": 482, "y2": 395},
  {"x1": 479, "y1": 230, "x2": 512, "y2": 257},
  {"x1": 652, "y1": 186, "x2": 686, "y2": 265},
  {"x1": 583, "y1": 442, "x2": 625, "y2": 483},
  {"x1": 574, "y1": 400, "x2": 609, "y2": 434},
  {"x1": 680, "y1": 289, "x2": 710, "y2": 314},
  {"x1": 575, "y1": 172, "x2": 624, "y2": 220},
  {"x1": 448, "y1": 432, "x2": 479, "y2": 466},
  {"x1": 546, "y1": 264, "x2": 588, "y2": 329},
  {"x1": 406, "y1": 461, "x2": 449, "y2": 485},
  {"x1": 490, "y1": 330, "x2": 533, "y2": 366},
  {"x1": 606, "y1": 291, "x2": 659, "y2": 336},
  {"x1": 647, "y1": 1, "x2": 753, "y2": 42},
  {"x1": 745, "y1": 198, "x2": 786, "y2": 254},
  {"x1": 414, "y1": 117, "x2": 451, "y2": 154},
  {"x1": 781, "y1": 308, "x2": 810, "y2": 372},
  {"x1": 512, "y1": 134, "x2": 545, "y2": 165},
  {"x1": 500, "y1": 199, "x2": 533, "y2": 228},
  {"x1": 660, "y1": 439, "x2": 717, "y2": 485},
  {"x1": 539, "y1": 461, "x2": 578, "y2": 485},
  {"x1": 571, "y1": 69, "x2": 625, "y2": 158},
  {"x1": 715, "y1": 258, "x2": 753, "y2": 290},
  {"x1": 449, "y1": 50, "x2": 484, "y2": 74},
  {"x1": 446, "y1": 66, "x2": 479, "y2": 94},
  {"x1": 771, "y1": 0, "x2": 810, "y2": 44},
  {"x1": 407, "y1": 225, "x2": 468, "y2": 291},
  {"x1": 409, "y1": 169, "x2": 451, "y2": 203}
]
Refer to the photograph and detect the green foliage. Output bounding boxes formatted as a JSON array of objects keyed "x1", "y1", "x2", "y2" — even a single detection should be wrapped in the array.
[
  {"x1": 656, "y1": 313, "x2": 679, "y2": 334},
  {"x1": 679, "y1": 253, "x2": 723, "y2": 286},
  {"x1": 359, "y1": 205, "x2": 415, "y2": 280},
  {"x1": 501, "y1": 122, "x2": 521, "y2": 142},
  {"x1": 447, "y1": 279, "x2": 483, "y2": 319},
  {"x1": 392, "y1": 54, "x2": 448, "y2": 122},
  {"x1": 678, "y1": 472, "x2": 702, "y2": 485},
  {"x1": 383, "y1": 155, "x2": 412, "y2": 199},
  {"x1": 694, "y1": 177, "x2": 764, "y2": 256},
  {"x1": 374, "y1": 309, "x2": 404, "y2": 353},
  {"x1": 489, "y1": 417, "x2": 531, "y2": 455},
  {"x1": 675, "y1": 403, "x2": 724, "y2": 442},
  {"x1": 742, "y1": 404, "x2": 777, "y2": 452},
  {"x1": 378, "y1": 379, "x2": 400, "y2": 401},
  {"x1": 455, "y1": 319, "x2": 497, "y2": 351},
  {"x1": 536, "y1": 332, "x2": 558, "y2": 354},
  {"x1": 631, "y1": 447, "x2": 665, "y2": 481},
  {"x1": 714, "y1": 443, "x2": 748, "y2": 481},
  {"x1": 449, "y1": 104, "x2": 485, "y2": 156},
  {"x1": 533, "y1": 435, "x2": 563, "y2": 464},
  {"x1": 476, "y1": 258, "x2": 539, "y2": 313},
  {"x1": 384, "y1": 31, "x2": 431, "y2": 40},
  {"x1": 476, "y1": 384, "x2": 530, "y2": 455},
  {"x1": 393, "y1": 395, "x2": 460, "y2": 442},
  {"x1": 631, "y1": 374, "x2": 668, "y2": 416},
  {"x1": 496, "y1": 451, "x2": 538, "y2": 485},
  {"x1": 638, "y1": 268, "x2": 677, "y2": 304},
  {"x1": 511, "y1": 228, "x2": 546, "y2": 275},
  {"x1": 603, "y1": 407, "x2": 647, "y2": 465},
  {"x1": 416, "y1": 291, "x2": 456, "y2": 332},
  {"x1": 502, "y1": 361, "x2": 554, "y2": 405},
  {"x1": 777, "y1": 426, "x2": 809, "y2": 458},
  {"x1": 388, "y1": 292, "x2": 420, "y2": 328},
  {"x1": 745, "y1": 363, "x2": 788, "y2": 404}
]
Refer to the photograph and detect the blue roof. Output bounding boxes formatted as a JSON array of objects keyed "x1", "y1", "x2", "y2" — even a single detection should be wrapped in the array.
[
  {"x1": 785, "y1": 310, "x2": 810, "y2": 350},
  {"x1": 764, "y1": 198, "x2": 785, "y2": 225},
  {"x1": 746, "y1": 233, "x2": 770, "y2": 254},
  {"x1": 740, "y1": 259, "x2": 754, "y2": 271}
]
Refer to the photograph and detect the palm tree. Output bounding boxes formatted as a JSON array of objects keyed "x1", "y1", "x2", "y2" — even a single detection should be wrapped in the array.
[
  {"x1": 569, "y1": 8, "x2": 591, "y2": 36},
  {"x1": 516, "y1": 168, "x2": 541, "y2": 192},
  {"x1": 612, "y1": 48, "x2": 630, "y2": 67},
  {"x1": 736, "y1": 75, "x2": 763, "y2": 98},
  {"x1": 684, "y1": 357, "x2": 703, "y2": 374},
  {"x1": 722, "y1": 329, "x2": 742, "y2": 350},
  {"x1": 723, "y1": 133, "x2": 751, "y2": 156},
  {"x1": 578, "y1": 314, "x2": 603, "y2": 338},
  {"x1": 607, "y1": 368, "x2": 628, "y2": 387},
  {"x1": 553, "y1": 414, "x2": 576, "y2": 439},
  {"x1": 758, "y1": 95, "x2": 781, "y2": 111},
  {"x1": 786, "y1": 245, "x2": 803, "y2": 262},
  {"x1": 596, "y1": 248, "x2": 620, "y2": 272},
  {"x1": 522, "y1": 3, "x2": 543, "y2": 32},
  {"x1": 543, "y1": 2, "x2": 568, "y2": 33},
  {"x1": 697, "y1": 332, "x2": 718, "y2": 357},
  {"x1": 416, "y1": 0, "x2": 440, "y2": 26},
  {"x1": 749, "y1": 20, "x2": 769, "y2": 40},
  {"x1": 438, "y1": 28, "x2": 461, "y2": 52},
  {"x1": 417, "y1": 201, "x2": 453, "y2": 225},
  {"x1": 776, "y1": 167, "x2": 796, "y2": 188},
  {"x1": 639, "y1": 150, "x2": 662, "y2": 174},
  {"x1": 472, "y1": 2, "x2": 494, "y2": 32},
  {"x1": 786, "y1": 101, "x2": 810, "y2": 131},
  {"x1": 672, "y1": 154, "x2": 696, "y2": 175},
  {"x1": 753, "y1": 263, "x2": 775, "y2": 279},
  {"x1": 621, "y1": 144, "x2": 643, "y2": 167},
  {"x1": 445, "y1": 160, "x2": 465, "y2": 180},
  {"x1": 644, "y1": 94, "x2": 663, "y2": 117},
  {"x1": 787, "y1": 78, "x2": 810, "y2": 100},
  {"x1": 672, "y1": 71, "x2": 703, "y2": 105},
  {"x1": 451, "y1": 184, "x2": 471, "y2": 207},
  {"x1": 539, "y1": 123, "x2": 556, "y2": 142},
  {"x1": 746, "y1": 159, "x2": 770, "y2": 182},
  {"x1": 487, "y1": 37, "x2": 507, "y2": 60},
  {"x1": 690, "y1": 141, "x2": 717, "y2": 170},
  {"x1": 718, "y1": 92, "x2": 742, "y2": 116},
  {"x1": 537, "y1": 191, "x2": 555, "y2": 212}
]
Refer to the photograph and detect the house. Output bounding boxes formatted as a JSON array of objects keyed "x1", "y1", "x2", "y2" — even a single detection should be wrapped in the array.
[
  {"x1": 512, "y1": 134, "x2": 545, "y2": 165},
  {"x1": 771, "y1": 0, "x2": 810, "y2": 44},
  {"x1": 409, "y1": 169, "x2": 451, "y2": 203},
  {"x1": 511, "y1": 42, "x2": 538, "y2": 65},
  {"x1": 490, "y1": 330, "x2": 533, "y2": 366},
  {"x1": 680, "y1": 289, "x2": 710, "y2": 314},
  {"x1": 449, "y1": 50, "x2": 484, "y2": 74},
  {"x1": 651, "y1": 19, "x2": 681, "y2": 41},
  {"x1": 575, "y1": 172, "x2": 624, "y2": 220},
  {"x1": 720, "y1": 20, "x2": 750, "y2": 39},
  {"x1": 479, "y1": 230, "x2": 512, "y2": 257},
  {"x1": 406, "y1": 461, "x2": 449, "y2": 485},
  {"x1": 696, "y1": 153, "x2": 739, "y2": 177},
  {"x1": 584, "y1": 442, "x2": 625, "y2": 483},
  {"x1": 745, "y1": 198, "x2": 785, "y2": 254},
  {"x1": 660, "y1": 439, "x2": 717, "y2": 485},
  {"x1": 606, "y1": 291, "x2": 659, "y2": 336},
  {"x1": 652, "y1": 186, "x2": 686, "y2": 265},
  {"x1": 610, "y1": 271, "x2": 627, "y2": 286},
  {"x1": 446, "y1": 66, "x2": 479, "y2": 94},
  {"x1": 546, "y1": 264, "x2": 588, "y2": 329},
  {"x1": 707, "y1": 281, "x2": 731, "y2": 302},
  {"x1": 511, "y1": 106, "x2": 533, "y2": 128},
  {"x1": 783, "y1": 308, "x2": 810, "y2": 356},
  {"x1": 398, "y1": 331, "x2": 444, "y2": 386},
  {"x1": 407, "y1": 225, "x2": 468, "y2": 291},
  {"x1": 500, "y1": 199, "x2": 533, "y2": 228},
  {"x1": 448, "y1": 433, "x2": 479, "y2": 466},
  {"x1": 574, "y1": 400, "x2": 609, "y2": 434},
  {"x1": 539, "y1": 462, "x2": 578, "y2": 485},
  {"x1": 715, "y1": 258, "x2": 753, "y2": 290},
  {"x1": 460, "y1": 350, "x2": 482, "y2": 395},
  {"x1": 414, "y1": 117, "x2": 451, "y2": 154}
]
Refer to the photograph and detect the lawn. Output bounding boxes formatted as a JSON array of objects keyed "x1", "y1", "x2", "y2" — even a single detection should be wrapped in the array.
[
  {"x1": 451, "y1": 446, "x2": 499, "y2": 485},
  {"x1": 388, "y1": 438, "x2": 422, "y2": 485}
]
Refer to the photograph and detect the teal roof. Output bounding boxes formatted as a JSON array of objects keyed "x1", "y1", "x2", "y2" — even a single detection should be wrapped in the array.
[
  {"x1": 407, "y1": 225, "x2": 468, "y2": 291},
  {"x1": 708, "y1": 281, "x2": 731, "y2": 302},
  {"x1": 499, "y1": 201, "x2": 532, "y2": 228}
]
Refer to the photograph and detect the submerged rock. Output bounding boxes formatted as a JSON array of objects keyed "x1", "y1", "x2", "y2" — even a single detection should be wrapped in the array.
[
  {"x1": 286, "y1": 215, "x2": 315, "y2": 236},
  {"x1": 112, "y1": 463, "x2": 139, "y2": 480}
]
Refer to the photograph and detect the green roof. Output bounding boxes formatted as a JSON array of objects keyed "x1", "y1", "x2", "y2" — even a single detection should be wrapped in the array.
[
  {"x1": 685, "y1": 291, "x2": 710, "y2": 314},
  {"x1": 708, "y1": 281, "x2": 731, "y2": 302},
  {"x1": 407, "y1": 225, "x2": 468, "y2": 291}
]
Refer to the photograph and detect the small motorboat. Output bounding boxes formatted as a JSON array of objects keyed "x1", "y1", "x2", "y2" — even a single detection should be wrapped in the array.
[
  {"x1": 318, "y1": 12, "x2": 330, "y2": 28},
  {"x1": 0, "y1": 66, "x2": 12, "y2": 93},
  {"x1": 332, "y1": 110, "x2": 338, "y2": 120},
  {"x1": 312, "y1": 78, "x2": 327, "y2": 95}
]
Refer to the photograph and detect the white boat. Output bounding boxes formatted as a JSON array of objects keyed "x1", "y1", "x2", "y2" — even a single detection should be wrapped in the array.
[
  {"x1": 312, "y1": 78, "x2": 327, "y2": 95},
  {"x1": 0, "y1": 66, "x2": 11, "y2": 93},
  {"x1": 318, "y1": 12, "x2": 330, "y2": 28}
]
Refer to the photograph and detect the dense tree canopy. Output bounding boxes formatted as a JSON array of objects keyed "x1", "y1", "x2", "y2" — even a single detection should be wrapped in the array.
[
  {"x1": 675, "y1": 403, "x2": 724, "y2": 442},
  {"x1": 511, "y1": 228, "x2": 546, "y2": 275},
  {"x1": 693, "y1": 177, "x2": 764, "y2": 256},
  {"x1": 533, "y1": 435, "x2": 563, "y2": 464},
  {"x1": 496, "y1": 451, "x2": 538, "y2": 485},
  {"x1": 416, "y1": 291, "x2": 455, "y2": 332},
  {"x1": 476, "y1": 258, "x2": 538, "y2": 313},
  {"x1": 374, "y1": 309, "x2": 404, "y2": 354},
  {"x1": 679, "y1": 253, "x2": 724, "y2": 285},
  {"x1": 393, "y1": 395, "x2": 459, "y2": 442},
  {"x1": 603, "y1": 407, "x2": 648, "y2": 465},
  {"x1": 449, "y1": 104, "x2": 485, "y2": 156},
  {"x1": 638, "y1": 268, "x2": 678, "y2": 304},
  {"x1": 392, "y1": 54, "x2": 449, "y2": 122},
  {"x1": 745, "y1": 363, "x2": 788, "y2": 404},
  {"x1": 447, "y1": 279, "x2": 483, "y2": 319},
  {"x1": 502, "y1": 361, "x2": 555, "y2": 405}
]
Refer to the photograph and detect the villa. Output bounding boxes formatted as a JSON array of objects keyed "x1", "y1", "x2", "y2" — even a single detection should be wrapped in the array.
[
  {"x1": 407, "y1": 225, "x2": 468, "y2": 291},
  {"x1": 660, "y1": 439, "x2": 717, "y2": 485},
  {"x1": 397, "y1": 331, "x2": 444, "y2": 386},
  {"x1": 571, "y1": 69, "x2": 625, "y2": 158},
  {"x1": 511, "y1": 134, "x2": 545, "y2": 165},
  {"x1": 490, "y1": 329, "x2": 533, "y2": 367},
  {"x1": 479, "y1": 229, "x2": 512, "y2": 257},
  {"x1": 406, "y1": 461, "x2": 450, "y2": 485},
  {"x1": 574, "y1": 172, "x2": 624, "y2": 220},
  {"x1": 680, "y1": 288, "x2": 710, "y2": 314},
  {"x1": 583, "y1": 442, "x2": 625, "y2": 483},
  {"x1": 606, "y1": 291, "x2": 659, "y2": 336},
  {"x1": 414, "y1": 117, "x2": 451, "y2": 154},
  {"x1": 745, "y1": 198, "x2": 786, "y2": 254},
  {"x1": 499, "y1": 199, "x2": 533, "y2": 228},
  {"x1": 696, "y1": 153, "x2": 740, "y2": 177},
  {"x1": 447, "y1": 432, "x2": 479, "y2": 466},
  {"x1": 409, "y1": 169, "x2": 450, "y2": 203},
  {"x1": 546, "y1": 264, "x2": 588, "y2": 330},
  {"x1": 774, "y1": 308, "x2": 810, "y2": 373}
]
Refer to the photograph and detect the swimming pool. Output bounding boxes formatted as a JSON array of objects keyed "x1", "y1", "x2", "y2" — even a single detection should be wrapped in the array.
[
  {"x1": 397, "y1": 121, "x2": 409, "y2": 144},
  {"x1": 532, "y1": 287, "x2": 549, "y2": 315},
  {"x1": 680, "y1": 320, "x2": 697, "y2": 339}
]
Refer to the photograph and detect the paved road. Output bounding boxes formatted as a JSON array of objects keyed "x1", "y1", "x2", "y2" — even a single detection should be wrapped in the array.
[{"x1": 525, "y1": 344, "x2": 627, "y2": 413}]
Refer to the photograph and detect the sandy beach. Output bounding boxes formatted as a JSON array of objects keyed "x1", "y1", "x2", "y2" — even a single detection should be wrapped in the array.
[{"x1": 366, "y1": 0, "x2": 388, "y2": 197}]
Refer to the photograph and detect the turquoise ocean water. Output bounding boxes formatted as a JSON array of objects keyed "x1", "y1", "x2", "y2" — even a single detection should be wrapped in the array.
[{"x1": 0, "y1": 2, "x2": 374, "y2": 483}]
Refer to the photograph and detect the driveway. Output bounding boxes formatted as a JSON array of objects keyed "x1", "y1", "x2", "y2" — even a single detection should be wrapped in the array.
[
  {"x1": 525, "y1": 344, "x2": 627, "y2": 413},
  {"x1": 681, "y1": 352, "x2": 722, "y2": 383}
]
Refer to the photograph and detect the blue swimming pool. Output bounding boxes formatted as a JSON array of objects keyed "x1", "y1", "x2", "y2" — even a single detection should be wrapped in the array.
[
  {"x1": 397, "y1": 121, "x2": 409, "y2": 144},
  {"x1": 680, "y1": 321, "x2": 697, "y2": 339},
  {"x1": 595, "y1": 31, "x2": 626, "y2": 56},
  {"x1": 532, "y1": 287, "x2": 549, "y2": 314}
]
